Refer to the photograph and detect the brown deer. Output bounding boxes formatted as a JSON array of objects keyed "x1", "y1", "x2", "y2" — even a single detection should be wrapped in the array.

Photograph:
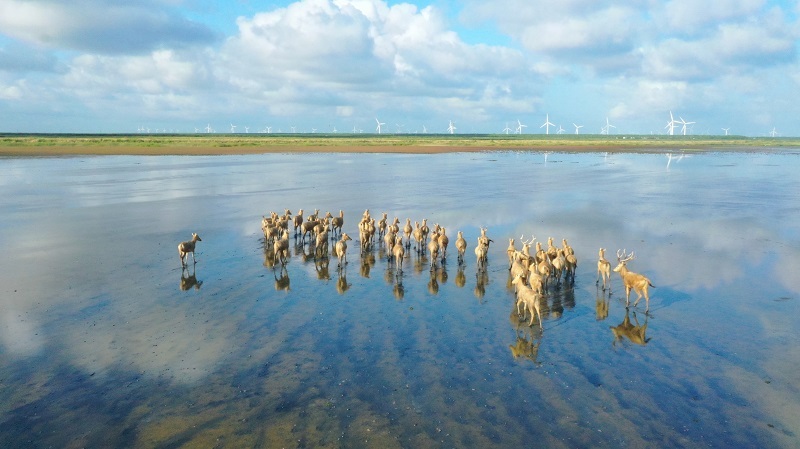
[
  {"x1": 178, "y1": 233, "x2": 201, "y2": 267},
  {"x1": 596, "y1": 247, "x2": 611, "y2": 291},
  {"x1": 455, "y1": 231, "x2": 467, "y2": 265},
  {"x1": 614, "y1": 250, "x2": 655, "y2": 311},
  {"x1": 335, "y1": 233, "x2": 352, "y2": 268}
]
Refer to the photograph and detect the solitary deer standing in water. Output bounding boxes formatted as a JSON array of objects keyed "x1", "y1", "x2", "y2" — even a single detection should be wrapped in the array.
[
  {"x1": 614, "y1": 249, "x2": 655, "y2": 311},
  {"x1": 178, "y1": 233, "x2": 201, "y2": 267}
]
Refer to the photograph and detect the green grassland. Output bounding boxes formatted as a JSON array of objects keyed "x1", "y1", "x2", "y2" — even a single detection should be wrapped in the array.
[{"x1": 1, "y1": 133, "x2": 798, "y2": 156}]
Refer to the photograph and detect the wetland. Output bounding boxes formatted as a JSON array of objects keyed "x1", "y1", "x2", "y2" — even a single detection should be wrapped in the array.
[{"x1": 1, "y1": 148, "x2": 799, "y2": 448}]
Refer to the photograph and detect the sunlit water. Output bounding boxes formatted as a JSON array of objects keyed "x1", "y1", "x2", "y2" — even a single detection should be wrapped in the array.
[{"x1": 1, "y1": 150, "x2": 799, "y2": 448}]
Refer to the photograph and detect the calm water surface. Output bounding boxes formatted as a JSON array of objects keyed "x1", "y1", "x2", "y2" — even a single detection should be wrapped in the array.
[{"x1": 1, "y1": 150, "x2": 799, "y2": 448}]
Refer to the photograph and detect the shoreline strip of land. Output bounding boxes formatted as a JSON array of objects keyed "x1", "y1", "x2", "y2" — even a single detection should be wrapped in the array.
[{"x1": 1, "y1": 134, "x2": 798, "y2": 156}]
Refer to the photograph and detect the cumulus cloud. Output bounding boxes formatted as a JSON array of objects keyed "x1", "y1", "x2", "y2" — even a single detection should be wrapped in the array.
[
  {"x1": 0, "y1": 0, "x2": 798, "y2": 133},
  {"x1": 463, "y1": 0, "x2": 798, "y2": 82},
  {"x1": 0, "y1": 0, "x2": 217, "y2": 54},
  {"x1": 214, "y1": 0, "x2": 534, "y2": 122}
]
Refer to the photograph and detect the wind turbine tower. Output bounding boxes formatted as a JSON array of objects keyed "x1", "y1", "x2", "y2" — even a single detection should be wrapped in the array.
[
  {"x1": 679, "y1": 117, "x2": 695, "y2": 136},
  {"x1": 665, "y1": 111, "x2": 680, "y2": 136},
  {"x1": 604, "y1": 117, "x2": 616, "y2": 135},
  {"x1": 516, "y1": 119, "x2": 527, "y2": 134},
  {"x1": 540, "y1": 114, "x2": 554, "y2": 135}
]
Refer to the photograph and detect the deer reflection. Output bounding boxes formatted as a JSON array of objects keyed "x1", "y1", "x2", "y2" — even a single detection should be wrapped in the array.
[
  {"x1": 274, "y1": 266, "x2": 290, "y2": 292},
  {"x1": 413, "y1": 251, "x2": 427, "y2": 276},
  {"x1": 427, "y1": 269, "x2": 439, "y2": 295},
  {"x1": 263, "y1": 245, "x2": 277, "y2": 269},
  {"x1": 474, "y1": 269, "x2": 489, "y2": 301},
  {"x1": 360, "y1": 251, "x2": 376, "y2": 278},
  {"x1": 294, "y1": 240, "x2": 315, "y2": 263},
  {"x1": 315, "y1": 257, "x2": 331, "y2": 281},
  {"x1": 508, "y1": 316, "x2": 542, "y2": 365},
  {"x1": 393, "y1": 275, "x2": 405, "y2": 301},
  {"x1": 611, "y1": 309, "x2": 650, "y2": 346},
  {"x1": 455, "y1": 264, "x2": 466, "y2": 288},
  {"x1": 336, "y1": 267, "x2": 351, "y2": 294},
  {"x1": 180, "y1": 267, "x2": 203, "y2": 291},
  {"x1": 596, "y1": 287, "x2": 610, "y2": 321}
]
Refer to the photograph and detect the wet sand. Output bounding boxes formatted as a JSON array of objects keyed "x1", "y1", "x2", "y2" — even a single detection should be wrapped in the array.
[{"x1": 1, "y1": 150, "x2": 799, "y2": 448}]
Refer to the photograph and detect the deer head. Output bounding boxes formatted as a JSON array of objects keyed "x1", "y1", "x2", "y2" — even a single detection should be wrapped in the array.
[{"x1": 614, "y1": 249, "x2": 635, "y2": 272}]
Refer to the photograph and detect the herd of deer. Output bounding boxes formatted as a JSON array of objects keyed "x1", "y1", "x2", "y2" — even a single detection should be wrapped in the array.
[{"x1": 177, "y1": 208, "x2": 657, "y2": 330}]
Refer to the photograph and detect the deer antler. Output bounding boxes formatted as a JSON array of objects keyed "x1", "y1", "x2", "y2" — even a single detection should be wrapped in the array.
[{"x1": 617, "y1": 249, "x2": 635, "y2": 262}]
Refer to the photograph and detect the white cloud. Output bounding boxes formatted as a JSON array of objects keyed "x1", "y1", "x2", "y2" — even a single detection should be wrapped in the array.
[
  {"x1": 0, "y1": 0, "x2": 216, "y2": 54},
  {"x1": 0, "y1": 0, "x2": 798, "y2": 134}
]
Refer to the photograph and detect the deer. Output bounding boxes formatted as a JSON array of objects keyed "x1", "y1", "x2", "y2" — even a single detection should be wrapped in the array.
[
  {"x1": 292, "y1": 209, "x2": 304, "y2": 237},
  {"x1": 596, "y1": 247, "x2": 612, "y2": 291},
  {"x1": 178, "y1": 233, "x2": 201, "y2": 267},
  {"x1": 511, "y1": 273, "x2": 543, "y2": 327},
  {"x1": 455, "y1": 231, "x2": 467, "y2": 265},
  {"x1": 614, "y1": 249, "x2": 655, "y2": 311},
  {"x1": 392, "y1": 235, "x2": 406, "y2": 273},
  {"x1": 274, "y1": 229, "x2": 290, "y2": 265},
  {"x1": 328, "y1": 210, "x2": 344, "y2": 237},
  {"x1": 335, "y1": 233, "x2": 352, "y2": 268}
]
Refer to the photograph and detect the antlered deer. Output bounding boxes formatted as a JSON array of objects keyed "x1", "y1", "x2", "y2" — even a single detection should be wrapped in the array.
[{"x1": 614, "y1": 250, "x2": 655, "y2": 311}]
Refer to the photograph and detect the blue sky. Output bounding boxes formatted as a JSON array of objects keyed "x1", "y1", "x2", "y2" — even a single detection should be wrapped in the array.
[{"x1": 0, "y1": 0, "x2": 798, "y2": 135}]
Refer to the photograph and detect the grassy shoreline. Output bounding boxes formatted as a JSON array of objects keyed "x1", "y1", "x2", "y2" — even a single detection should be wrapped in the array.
[{"x1": 1, "y1": 133, "x2": 799, "y2": 156}]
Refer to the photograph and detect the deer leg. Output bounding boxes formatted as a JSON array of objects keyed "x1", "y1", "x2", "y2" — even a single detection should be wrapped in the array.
[{"x1": 633, "y1": 288, "x2": 644, "y2": 307}]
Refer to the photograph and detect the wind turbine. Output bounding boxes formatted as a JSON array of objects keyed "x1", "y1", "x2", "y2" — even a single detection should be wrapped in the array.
[
  {"x1": 422, "y1": 125, "x2": 427, "y2": 134},
  {"x1": 502, "y1": 123, "x2": 512, "y2": 134},
  {"x1": 375, "y1": 118, "x2": 385, "y2": 134},
  {"x1": 516, "y1": 119, "x2": 527, "y2": 134},
  {"x1": 573, "y1": 123, "x2": 583, "y2": 134},
  {"x1": 230, "y1": 123, "x2": 237, "y2": 133},
  {"x1": 665, "y1": 111, "x2": 680, "y2": 136},
  {"x1": 447, "y1": 120, "x2": 456, "y2": 134},
  {"x1": 604, "y1": 117, "x2": 616, "y2": 135},
  {"x1": 721, "y1": 127, "x2": 729, "y2": 136},
  {"x1": 557, "y1": 125, "x2": 565, "y2": 134},
  {"x1": 290, "y1": 126, "x2": 296, "y2": 133},
  {"x1": 540, "y1": 114, "x2": 554, "y2": 134},
  {"x1": 244, "y1": 126, "x2": 249, "y2": 133},
  {"x1": 770, "y1": 127, "x2": 778, "y2": 137},
  {"x1": 679, "y1": 117, "x2": 694, "y2": 135}
]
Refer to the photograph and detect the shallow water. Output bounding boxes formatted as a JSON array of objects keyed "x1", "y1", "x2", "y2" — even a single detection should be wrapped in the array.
[{"x1": 1, "y1": 150, "x2": 799, "y2": 448}]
